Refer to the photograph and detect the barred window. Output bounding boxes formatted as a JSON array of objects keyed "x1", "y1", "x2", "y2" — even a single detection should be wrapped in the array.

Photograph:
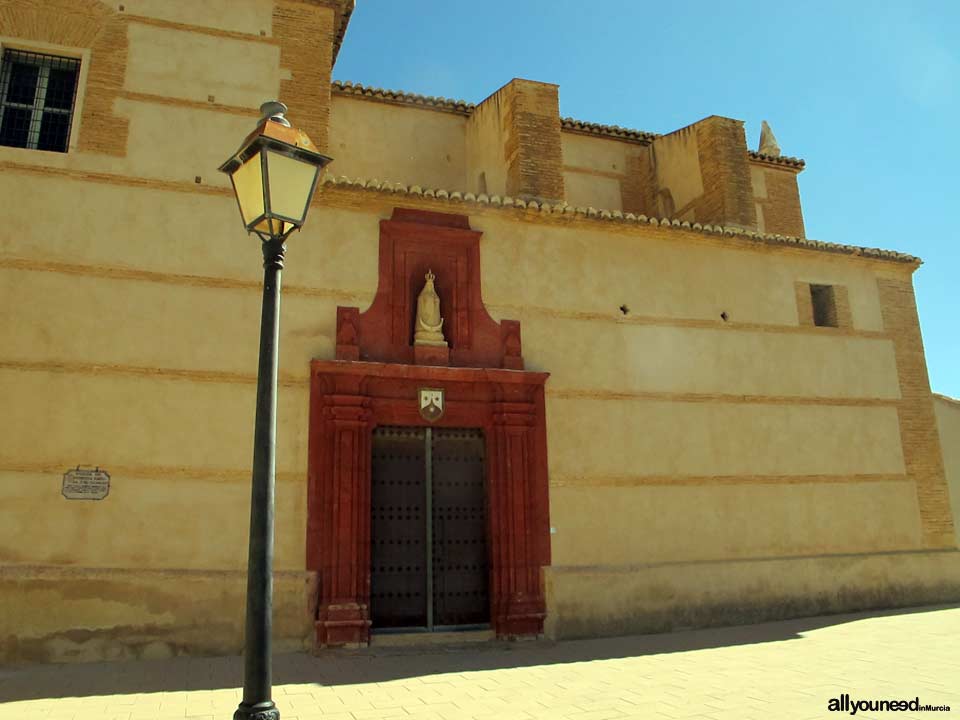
[{"x1": 0, "y1": 49, "x2": 81, "y2": 153}]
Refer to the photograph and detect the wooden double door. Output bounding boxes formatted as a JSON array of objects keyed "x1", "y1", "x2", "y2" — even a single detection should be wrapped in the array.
[{"x1": 370, "y1": 426, "x2": 489, "y2": 630}]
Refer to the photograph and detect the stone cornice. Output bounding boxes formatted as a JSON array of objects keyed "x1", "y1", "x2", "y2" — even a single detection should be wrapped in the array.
[{"x1": 318, "y1": 174, "x2": 919, "y2": 265}]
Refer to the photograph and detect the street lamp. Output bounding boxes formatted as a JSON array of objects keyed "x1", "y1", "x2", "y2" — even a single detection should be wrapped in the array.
[{"x1": 220, "y1": 101, "x2": 332, "y2": 720}]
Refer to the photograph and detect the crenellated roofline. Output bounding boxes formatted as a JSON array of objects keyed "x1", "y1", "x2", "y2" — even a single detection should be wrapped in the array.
[{"x1": 331, "y1": 80, "x2": 807, "y2": 168}]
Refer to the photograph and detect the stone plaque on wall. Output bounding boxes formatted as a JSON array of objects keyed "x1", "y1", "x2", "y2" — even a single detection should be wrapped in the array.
[{"x1": 62, "y1": 467, "x2": 110, "y2": 500}]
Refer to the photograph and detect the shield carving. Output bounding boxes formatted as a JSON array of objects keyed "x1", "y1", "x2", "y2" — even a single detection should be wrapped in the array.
[{"x1": 419, "y1": 387, "x2": 444, "y2": 423}]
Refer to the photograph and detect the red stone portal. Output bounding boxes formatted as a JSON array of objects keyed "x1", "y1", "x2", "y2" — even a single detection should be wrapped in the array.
[{"x1": 307, "y1": 209, "x2": 550, "y2": 647}]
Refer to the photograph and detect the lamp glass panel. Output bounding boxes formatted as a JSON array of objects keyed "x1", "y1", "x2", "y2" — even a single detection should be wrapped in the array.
[
  {"x1": 253, "y1": 217, "x2": 291, "y2": 236},
  {"x1": 266, "y1": 150, "x2": 319, "y2": 224},
  {"x1": 232, "y1": 152, "x2": 265, "y2": 227}
]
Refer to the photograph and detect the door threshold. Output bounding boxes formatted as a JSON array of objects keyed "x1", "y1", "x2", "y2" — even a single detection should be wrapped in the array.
[{"x1": 369, "y1": 628, "x2": 495, "y2": 648}]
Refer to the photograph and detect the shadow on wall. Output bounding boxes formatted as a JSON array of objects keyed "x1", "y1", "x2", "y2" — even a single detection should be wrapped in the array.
[{"x1": 1, "y1": 603, "x2": 957, "y2": 701}]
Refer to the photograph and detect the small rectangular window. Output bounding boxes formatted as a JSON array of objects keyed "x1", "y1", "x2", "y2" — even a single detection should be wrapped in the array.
[
  {"x1": 0, "y1": 49, "x2": 80, "y2": 153},
  {"x1": 810, "y1": 284, "x2": 838, "y2": 327}
]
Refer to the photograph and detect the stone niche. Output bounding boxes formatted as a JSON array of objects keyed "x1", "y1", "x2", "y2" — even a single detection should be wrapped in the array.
[{"x1": 334, "y1": 208, "x2": 523, "y2": 369}]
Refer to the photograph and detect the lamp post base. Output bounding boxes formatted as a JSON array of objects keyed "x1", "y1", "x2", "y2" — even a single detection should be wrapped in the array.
[{"x1": 234, "y1": 700, "x2": 280, "y2": 720}]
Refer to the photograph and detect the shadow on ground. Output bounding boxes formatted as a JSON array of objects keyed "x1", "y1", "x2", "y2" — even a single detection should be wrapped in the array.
[{"x1": 1, "y1": 603, "x2": 957, "y2": 703}]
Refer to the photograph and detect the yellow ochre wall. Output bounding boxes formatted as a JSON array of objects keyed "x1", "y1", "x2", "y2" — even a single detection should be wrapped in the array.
[
  {"x1": 0, "y1": 0, "x2": 345, "y2": 664},
  {"x1": 934, "y1": 395, "x2": 960, "y2": 546},
  {"x1": 465, "y1": 89, "x2": 509, "y2": 198},
  {"x1": 649, "y1": 124, "x2": 703, "y2": 219},
  {"x1": 1, "y1": 0, "x2": 958, "y2": 665},
  {"x1": 329, "y1": 96, "x2": 467, "y2": 190},
  {"x1": 561, "y1": 131, "x2": 636, "y2": 212},
  {"x1": 464, "y1": 210, "x2": 958, "y2": 637}
]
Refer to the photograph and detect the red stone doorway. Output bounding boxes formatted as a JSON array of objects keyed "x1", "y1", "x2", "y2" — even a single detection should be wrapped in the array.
[{"x1": 305, "y1": 209, "x2": 551, "y2": 648}]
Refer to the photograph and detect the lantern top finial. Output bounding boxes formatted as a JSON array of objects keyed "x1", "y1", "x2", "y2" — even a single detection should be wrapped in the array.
[
  {"x1": 259, "y1": 101, "x2": 290, "y2": 127},
  {"x1": 219, "y1": 101, "x2": 333, "y2": 242}
]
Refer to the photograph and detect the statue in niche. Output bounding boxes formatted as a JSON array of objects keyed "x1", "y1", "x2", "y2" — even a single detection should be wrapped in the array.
[{"x1": 414, "y1": 269, "x2": 447, "y2": 347}]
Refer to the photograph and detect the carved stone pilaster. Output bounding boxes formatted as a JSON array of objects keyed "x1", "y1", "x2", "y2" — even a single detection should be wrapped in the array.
[
  {"x1": 488, "y1": 399, "x2": 548, "y2": 637},
  {"x1": 309, "y1": 381, "x2": 373, "y2": 647}
]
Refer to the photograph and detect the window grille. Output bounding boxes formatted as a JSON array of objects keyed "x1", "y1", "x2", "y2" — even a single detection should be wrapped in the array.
[{"x1": 0, "y1": 49, "x2": 80, "y2": 152}]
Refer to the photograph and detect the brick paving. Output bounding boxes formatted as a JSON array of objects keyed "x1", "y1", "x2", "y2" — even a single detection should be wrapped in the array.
[{"x1": 1, "y1": 604, "x2": 958, "y2": 720}]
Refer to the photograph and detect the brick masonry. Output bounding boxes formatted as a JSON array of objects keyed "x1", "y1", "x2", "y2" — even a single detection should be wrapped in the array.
[
  {"x1": 273, "y1": 0, "x2": 335, "y2": 154},
  {"x1": 756, "y1": 164, "x2": 806, "y2": 237},
  {"x1": 502, "y1": 80, "x2": 565, "y2": 203},
  {"x1": 0, "y1": 1, "x2": 338, "y2": 157},
  {"x1": 0, "y1": 0, "x2": 130, "y2": 156},
  {"x1": 878, "y1": 276, "x2": 956, "y2": 548},
  {"x1": 795, "y1": 281, "x2": 852, "y2": 329},
  {"x1": 695, "y1": 116, "x2": 758, "y2": 230},
  {"x1": 621, "y1": 147, "x2": 657, "y2": 216}
]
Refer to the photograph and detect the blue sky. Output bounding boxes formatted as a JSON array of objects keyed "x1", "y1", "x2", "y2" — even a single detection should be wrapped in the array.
[{"x1": 334, "y1": 0, "x2": 959, "y2": 398}]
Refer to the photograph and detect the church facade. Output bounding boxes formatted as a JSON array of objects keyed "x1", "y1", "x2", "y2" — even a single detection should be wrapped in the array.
[{"x1": 2, "y1": 0, "x2": 959, "y2": 664}]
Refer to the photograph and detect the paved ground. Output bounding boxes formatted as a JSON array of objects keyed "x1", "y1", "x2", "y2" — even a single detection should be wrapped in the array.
[{"x1": 2, "y1": 604, "x2": 958, "y2": 720}]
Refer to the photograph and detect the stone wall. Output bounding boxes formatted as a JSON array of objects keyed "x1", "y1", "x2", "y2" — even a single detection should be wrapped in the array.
[
  {"x1": 1, "y1": 0, "x2": 955, "y2": 665},
  {"x1": 0, "y1": 0, "x2": 338, "y2": 665}
]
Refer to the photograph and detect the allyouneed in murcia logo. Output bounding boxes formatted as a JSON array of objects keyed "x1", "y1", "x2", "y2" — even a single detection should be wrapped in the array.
[{"x1": 828, "y1": 694, "x2": 951, "y2": 714}]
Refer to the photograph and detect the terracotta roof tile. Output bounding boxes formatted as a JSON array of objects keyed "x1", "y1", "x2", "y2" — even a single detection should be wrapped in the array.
[
  {"x1": 331, "y1": 81, "x2": 475, "y2": 114},
  {"x1": 560, "y1": 117, "x2": 657, "y2": 143},
  {"x1": 749, "y1": 151, "x2": 806, "y2": 168},
  {"x1": 319, "y1": 174, "x2": 918, "y2": 264},
  {"x1": 331, "y1": 0, "x2": 354, "y2": 64}
]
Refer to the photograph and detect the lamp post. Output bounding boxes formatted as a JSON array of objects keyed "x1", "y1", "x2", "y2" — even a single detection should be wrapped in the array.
[{"x1": 219, "y1": 101, "x2": 332, "y2": 720}]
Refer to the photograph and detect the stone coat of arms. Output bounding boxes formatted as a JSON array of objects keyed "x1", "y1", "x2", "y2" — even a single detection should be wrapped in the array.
[{"x1": 419, "y1": 388, "x2": 444, "y2": 422}]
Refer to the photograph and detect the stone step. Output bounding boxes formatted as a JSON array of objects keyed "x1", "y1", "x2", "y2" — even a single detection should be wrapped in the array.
[{"x1": 369, "y1": 629, "x2": 495, "y2": 648}]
